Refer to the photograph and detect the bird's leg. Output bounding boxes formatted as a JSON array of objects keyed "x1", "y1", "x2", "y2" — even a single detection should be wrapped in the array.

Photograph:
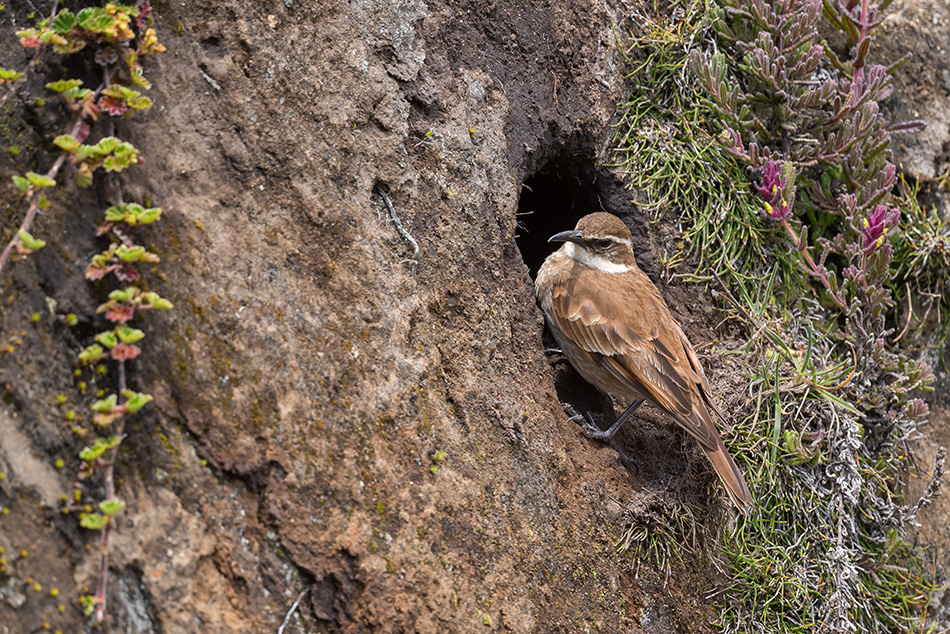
[
  {"x1": 560, "y1": 401, "x2": 641, "y2": 466},
  {"x1": 560, "y1": 400, "x2": 644, "y2": 439},
  {"x1": 583, "y1": 399, "x2": 644, "y2": 440}
]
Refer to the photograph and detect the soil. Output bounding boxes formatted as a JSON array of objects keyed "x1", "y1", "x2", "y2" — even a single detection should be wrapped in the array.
[{"x1": 0, "y1": 0, "x2": 948, "y2": 632}]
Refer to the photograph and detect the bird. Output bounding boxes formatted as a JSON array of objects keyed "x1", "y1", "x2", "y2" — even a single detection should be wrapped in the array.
[{"x1": 535, "y1": 212, "x2": 754, "y2": 515}]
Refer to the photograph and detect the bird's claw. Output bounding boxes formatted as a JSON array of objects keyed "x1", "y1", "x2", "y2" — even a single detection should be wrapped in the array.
[
  {"x1": 560, "y1": 403, "x2": 617, "y2": 440},
  {"x1": 579, "y1": 416, "x2": 615, "y2": 440},
  {"x1": 560, "y1": 403, "x2": 637, "y2": 469},
  {"x1": 561, "y1": 402, "x2": 583, "y2": 422}
]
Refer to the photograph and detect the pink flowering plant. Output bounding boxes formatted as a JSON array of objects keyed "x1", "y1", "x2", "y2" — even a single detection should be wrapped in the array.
[
  {"x1": 1, "y1": 2, "x2": 164, "y2": 272},
  {"x1": 692, "y1": 0, "x2": 929, "y2": 354},
  {"x1": 692, "y1": 0, "x2": 935, "y2": 403},
  {"x1": 608, "y1": 0, "x2": 948, "y2": 630},
  {"x1": 681, "y1": 0, "x2": 943, "y2": 630}
]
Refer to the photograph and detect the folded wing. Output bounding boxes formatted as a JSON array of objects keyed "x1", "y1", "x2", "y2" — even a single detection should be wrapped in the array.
[{"x1": 550, "y1": 270, "x2": 718, "y2": 451}]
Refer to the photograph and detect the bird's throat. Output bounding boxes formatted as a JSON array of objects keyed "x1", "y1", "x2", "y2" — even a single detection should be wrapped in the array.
[{"x1": 563, "y1": 241, "x2": 631, "y2": 274}]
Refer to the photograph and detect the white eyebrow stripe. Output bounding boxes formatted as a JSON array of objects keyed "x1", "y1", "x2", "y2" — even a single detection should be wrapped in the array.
[{"x1": 564, "y1": 242, "x2": 631, "y2": 274}]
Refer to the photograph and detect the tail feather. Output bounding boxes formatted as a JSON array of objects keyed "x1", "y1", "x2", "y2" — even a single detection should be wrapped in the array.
[
  {"x1": 674, "y1": 403, "x2": 754, "y2": 515},
  {"x1": 704, "y1": 438, "x2": 754, "y2": 515}
]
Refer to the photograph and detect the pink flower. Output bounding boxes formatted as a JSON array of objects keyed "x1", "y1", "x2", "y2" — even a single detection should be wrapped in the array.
[
  {"x1": 136, "y1": 3, "x2": 152, "y2": 29},
  {"x1": 862, "y1": 205, "x2": 899, "y2": 255},
  {"x1": 115, "y1": 266, "x2": 141, "y2": 282},
  {"x1": 111, "y1": 342, "x2": 141, "y2": 361},
  {"x1": 85, "y1": 262, "x2": 117, "y2": 281},
  {"x1": 20, "y1": 35, "x2": 42, "y2": 48},
  {"x1": 76, "y1": 122, "x2": 91, "y2": 144},
  {"x1": 755, "y1": 160, "x2": 791, "y2": 220},
  {"x1": 907, "y1": 398, "x2": 929, "y2": 419},
  {"x1": 94, "y1": 411, "x2": 121, "y2": 426}
]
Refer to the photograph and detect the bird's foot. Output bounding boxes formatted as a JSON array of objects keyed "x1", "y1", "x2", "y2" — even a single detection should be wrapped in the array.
[
  {"x1": 544, "y1": 347, "x2": 563, "y2": 355},
  {"x1": 560, "y1": 402, "x2": 638, "y2": 468},
  {"x1": 561, "y1": 402, "x2": 583, "y2": 422},
  {"x1": 560, "y1": 403, "x2": 621, "y2": 440}
]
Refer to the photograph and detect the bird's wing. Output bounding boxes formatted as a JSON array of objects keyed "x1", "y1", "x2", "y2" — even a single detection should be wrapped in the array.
[{"x1": 550, "y1": 270, "x2": 719, "y2": 451}]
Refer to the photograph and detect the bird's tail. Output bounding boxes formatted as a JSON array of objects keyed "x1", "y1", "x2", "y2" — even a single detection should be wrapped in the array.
[{"x1": 703, "y1": 438, "x2": 754, "y2": 515}]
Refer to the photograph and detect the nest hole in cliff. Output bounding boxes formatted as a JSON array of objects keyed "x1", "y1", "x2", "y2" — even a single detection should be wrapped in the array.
[
  {"x1": 517, "y1": 153, "x2": 600, "y2": 279},
  {"x1": 515, "y1": 149, "x2": 643, "y2": 430}
]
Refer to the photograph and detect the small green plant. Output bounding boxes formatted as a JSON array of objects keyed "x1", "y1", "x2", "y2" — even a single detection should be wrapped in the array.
[
  {"x1": 2, "y1": 2, "x2": 167, "y2": 627},
  {"x1": 611, "y1": 1, "x2": 768, "y2": 275},
  {"x1": 430, "y1": 449, "x2": 448, "y2": 473},
  {"x1": 1, "y1": 2, "x2": 164, "y2": 273},
  {"x1": 890, "y1": 176, "x2": 950, "y2": 360}
]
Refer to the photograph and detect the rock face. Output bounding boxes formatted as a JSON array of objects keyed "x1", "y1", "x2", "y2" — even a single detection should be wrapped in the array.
[
  {"x1": 880, "y1": 0, "x2": 950, "y2": 187},
  {"x1": 2, "y1": 0, "x2": 949, "y2": 632},
  {"x1": 0, "y1": 0, "x2": 714, "y2": 631}
]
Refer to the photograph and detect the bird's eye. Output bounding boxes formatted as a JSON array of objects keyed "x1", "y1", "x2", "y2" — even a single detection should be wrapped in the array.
[{"x1": 596, "y1": 239, "x2": 612, "y2": 249}]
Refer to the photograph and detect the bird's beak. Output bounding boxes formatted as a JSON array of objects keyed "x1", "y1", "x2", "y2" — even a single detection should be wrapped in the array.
[{"x1": 548, "y1": 230, "x2": 584, "y2": 244}]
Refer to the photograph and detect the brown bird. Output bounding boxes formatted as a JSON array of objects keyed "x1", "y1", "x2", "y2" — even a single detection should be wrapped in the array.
[{"x1": 536, "y1": 212, "x2": 753, "y2": 515}]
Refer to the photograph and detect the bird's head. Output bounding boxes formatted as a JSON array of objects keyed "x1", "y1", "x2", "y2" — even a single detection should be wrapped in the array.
[{"x1": 547, "y1": 213, "x2": 636, "y2": 272}]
